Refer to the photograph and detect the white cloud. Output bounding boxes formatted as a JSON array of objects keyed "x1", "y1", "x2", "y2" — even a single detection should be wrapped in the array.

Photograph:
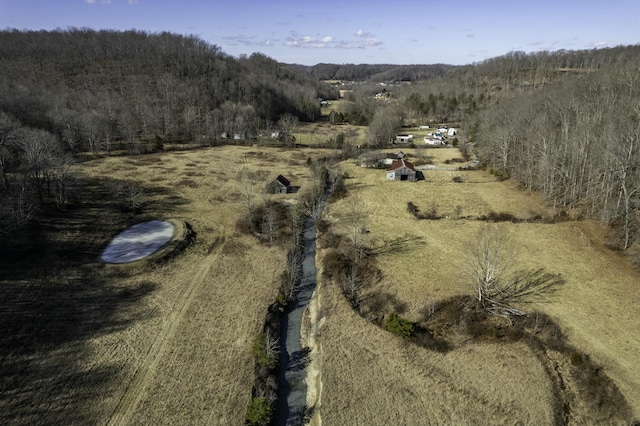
[
  {"x1": 223, "y1": 34, "x2": 279, "y2": 48},
  {"x1": 355, "y1": 29, "x2": 374, "y2": 38},
  {"x1": 284, "y1": 32, "x2": 383, "y2": 49},
  {"x1": 128, "y1": 0, "x2": 140, "y2": 4}
]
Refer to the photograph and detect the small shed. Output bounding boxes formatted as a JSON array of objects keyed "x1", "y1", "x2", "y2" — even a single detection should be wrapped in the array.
[
  {"x1": 266, "y1": 175, "x2": 292, "y2": 194},
  {"x1": 447, "y1": 128, "x2": 457, "y2": 136},
  {"x1": 386, "y1": 159, "x2": 417, "y2": 181}
]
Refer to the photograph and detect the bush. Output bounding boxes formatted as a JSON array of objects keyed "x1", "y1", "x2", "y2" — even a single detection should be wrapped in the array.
[
  {"x1": 570, "y1": 351, "x2": 583, "y2": 366},
  {"x1": 385, "y1": 312, "x2": 414, "y2": 338},
  {"x1": 251, "y1": 332, "x2": 278, "y2": 370},
  {"x1": 321, "y1": 249, "x2": 350, "y2": 279},
  {"x1": 330, "y1": 174, "x2": 348, "y2": 201},
  {"x1": 407, "y1": 201, "x2": 419, "y2": 217},
  {"x1": 480, "y1": 211, "x2": 520, "y2": 223},
  {"x1": 245, "y1": 397, "x2": 272, "y2": 426}
]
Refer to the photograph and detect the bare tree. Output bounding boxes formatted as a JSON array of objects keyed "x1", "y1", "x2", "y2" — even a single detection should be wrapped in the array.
[
  {"x1": 277, "y1": 113, "x2": 299, "y2": 146},
  {"x1": 283, "y1": 248, "x2": 303, "y2": 301},
  {"x1": 262, "y1": 204, "x2": 278, "y2": 243},
  {"x1": 240, "y1": 165, "x2": 255, "y2": 217},
  {"x1": 343, "y1": 194, "x2": 368, "y2": 262},
  {"x1": 127, "y1": 183, "x2": 143, "y2": 213},
  {"x1": 341, "y1": 266, "x2": 362, "y2": 309},
  {"x1": 467, "y1": 224, "x2": 564, "y2": 323},
  {"x1": 368, "y1": 105, "x2": 403, "y2": 148}
]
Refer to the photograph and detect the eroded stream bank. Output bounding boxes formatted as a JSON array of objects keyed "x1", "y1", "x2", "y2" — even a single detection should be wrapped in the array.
[{"x1": 276, "y1": 178, "x2": 332, "y2": 426}]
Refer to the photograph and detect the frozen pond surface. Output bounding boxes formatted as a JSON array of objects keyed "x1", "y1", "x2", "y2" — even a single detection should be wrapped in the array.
[{"x1": 100, "y1": 220, "x2": 175, "y2": 264}]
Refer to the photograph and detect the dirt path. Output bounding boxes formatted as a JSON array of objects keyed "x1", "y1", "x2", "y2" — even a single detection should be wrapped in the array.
[{"x1": 107, "y1": 238, "x2": 225, "y2": 426}]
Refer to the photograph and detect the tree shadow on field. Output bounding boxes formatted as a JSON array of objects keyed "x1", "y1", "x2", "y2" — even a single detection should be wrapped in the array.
[
  {"x1": 0, "y1": 273, "x2": 159, "y2": 424},
  {"x1": 0, "y1": 173, "x2": 192, "y2": 424}
]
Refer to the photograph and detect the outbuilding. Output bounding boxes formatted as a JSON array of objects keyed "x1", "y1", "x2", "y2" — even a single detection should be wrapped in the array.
[
  {"x1": 386, "y1": 159, "x2": 417, "y2": 181},
  {"x1": 266, "y1": 175, "x2": 292, "y2": 194}
]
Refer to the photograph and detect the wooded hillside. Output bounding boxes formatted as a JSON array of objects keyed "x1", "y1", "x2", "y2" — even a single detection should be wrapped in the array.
[
  {"x1": 0, "y1": 28, "x2": 338, "y2": 149},
  {"x1": 337, "y1": 45, "x2": 640, "y2": 258}
]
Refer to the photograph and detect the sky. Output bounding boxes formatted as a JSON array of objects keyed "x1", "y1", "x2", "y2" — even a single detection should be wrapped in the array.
[{"x1": 0, "y1": 0, "x2": 639, "y2": 65}]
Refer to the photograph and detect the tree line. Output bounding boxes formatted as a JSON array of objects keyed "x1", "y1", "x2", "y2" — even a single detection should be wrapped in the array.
[{"x1": 288, "y1": 62, "x2": 456, "y2": 83}]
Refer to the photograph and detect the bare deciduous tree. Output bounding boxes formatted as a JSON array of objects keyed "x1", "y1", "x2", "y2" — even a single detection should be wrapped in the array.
[
  {"x1": 341, "y1": 266, "x2": 362, "y2": 309},
  {"x1": 240, "y1": 165, "x2": 255, "y2": 217},
  {"x1": 467, "y1": 224, "x2": 564, "y2": 323},
  {"x1": 343, "y1": 194, "x2": 368, "y2": 262},
  {"x1": 283, "y1": 248, "x2": 303, "y2": 301}
]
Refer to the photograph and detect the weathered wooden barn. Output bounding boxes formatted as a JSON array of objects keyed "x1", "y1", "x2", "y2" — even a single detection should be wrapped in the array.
[
  {"x1": 266, "y1": 175, "x2": 293, "y2": 193},
  {"x1": 386, "y1": 159, "x2": 417, "y2": 181}
]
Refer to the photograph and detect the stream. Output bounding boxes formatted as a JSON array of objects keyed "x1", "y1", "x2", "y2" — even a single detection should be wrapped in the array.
[{"x1": 276, "y1": 181, "x2": 331, "y2": 426}]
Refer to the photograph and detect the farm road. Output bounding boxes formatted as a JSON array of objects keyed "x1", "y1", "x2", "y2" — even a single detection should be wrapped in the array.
[{"x1": 107, "y1": 236, "x2": 226, "y2": 426}]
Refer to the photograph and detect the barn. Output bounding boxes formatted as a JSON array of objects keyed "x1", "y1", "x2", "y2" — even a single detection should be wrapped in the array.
[
  {"x1": 265, "y1": 175, "x2": 292, "y2": 193},
  {"x1": 386, "y1": 159, "x2": 417, "y2": 181}
]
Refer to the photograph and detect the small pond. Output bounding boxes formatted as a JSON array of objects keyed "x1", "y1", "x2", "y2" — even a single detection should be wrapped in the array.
[{"x1": 100, "y1": 220, "x2": 175, "y2": 264}]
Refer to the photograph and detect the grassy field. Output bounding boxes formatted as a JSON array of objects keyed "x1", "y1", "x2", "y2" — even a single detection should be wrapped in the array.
[
  {"x1": 0, "y1": 145, "x2": 330, "y2": 425},
  {"x1": 2, "y1": 143, "x2": 638, "y2": 424},
  {"x1": 310, "y1": 147, "x2": 640, "y2": 424}
]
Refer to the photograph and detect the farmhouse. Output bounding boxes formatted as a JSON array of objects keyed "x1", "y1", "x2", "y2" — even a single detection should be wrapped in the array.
[
  {"x1": 387, "y1": 159, "x2": 417, "y2": 181},
  {"x1": 265, "y1": 175, "x2": 293, "y2": 194},
  {"x1": 395, "y1": 134, "x2": 414, "y2": 144}
]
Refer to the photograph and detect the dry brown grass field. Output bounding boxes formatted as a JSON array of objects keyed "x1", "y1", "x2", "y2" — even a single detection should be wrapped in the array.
[
  {"x1": 0, "y1": 145, "x2": 332, "y2": 425},
  {"x1": 310, "y1": 147, "x2": 640, "y2": 424}
]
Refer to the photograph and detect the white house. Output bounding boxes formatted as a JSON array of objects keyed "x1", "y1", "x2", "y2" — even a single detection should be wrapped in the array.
[
  {"x1": 395, "y1": 134, "x2": 414, "y2": 143},
  {"x1": 424, "y1": 137, "x2": 445, "y2": 145}
]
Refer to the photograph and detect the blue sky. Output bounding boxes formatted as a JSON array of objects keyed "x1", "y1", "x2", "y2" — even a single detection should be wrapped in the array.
[{"x1": 1, "y1": 0, "x2": 638, "y2": 65}]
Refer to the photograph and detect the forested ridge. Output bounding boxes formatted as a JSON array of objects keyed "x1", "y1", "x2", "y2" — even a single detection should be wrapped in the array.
[{"x1": 287, "y1": 62, "x2": 456, "y2": 82}]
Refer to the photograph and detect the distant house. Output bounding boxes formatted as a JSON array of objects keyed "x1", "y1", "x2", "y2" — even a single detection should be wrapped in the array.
[
  {"x1": 387, "y1": 159, "x2": 417, "y2": 181},
  {"x1": 447, "y1": 128, "x2": 457, "y2": 136},
  {"x1": 233, "y1": 133, "x2": 246, "y2": 140},
  {"x1": 424, "y1": 137, "x2": 446, "y2": 146},
  {"x1": 266, "y1": 175, "x2": 293, "y2": 194},
  {"x1": 381, "y1": 151, "x2": 405, "y2": 166},
  {"x1": 395, "y1": 134, "x2": 414, "y2": 144}
]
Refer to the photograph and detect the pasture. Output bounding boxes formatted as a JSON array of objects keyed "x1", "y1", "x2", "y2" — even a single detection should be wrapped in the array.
[
  {"x1": 0, "y1": 145, "x2": 329, "y2": 424},
  {"x1": 310, "y1": 147, "x2": 640, "y2": 424}
]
